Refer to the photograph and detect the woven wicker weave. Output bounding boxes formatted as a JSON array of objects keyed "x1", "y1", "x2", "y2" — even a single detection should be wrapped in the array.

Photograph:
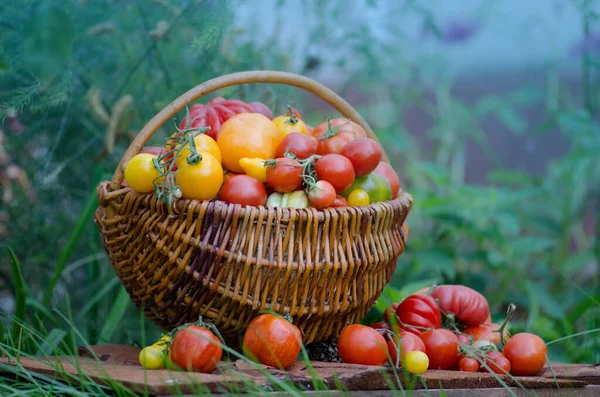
[{"x1": 94, "y1": 71, "x2": 413, "y2": 347}]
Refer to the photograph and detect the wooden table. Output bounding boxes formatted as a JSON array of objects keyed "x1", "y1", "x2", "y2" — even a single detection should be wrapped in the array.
[{"x1": 1, "y1": 344, "x2": 598, "y2": 396}]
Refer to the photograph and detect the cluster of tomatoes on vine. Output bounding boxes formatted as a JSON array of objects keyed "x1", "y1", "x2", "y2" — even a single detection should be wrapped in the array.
[{"x1": 122, "y1": 96, "x2": 401, "y2": 210}]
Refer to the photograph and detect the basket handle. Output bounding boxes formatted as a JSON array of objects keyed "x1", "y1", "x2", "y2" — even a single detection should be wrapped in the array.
[{"x1": 111, "y1": 70, "x2": 387, "y2": 188}]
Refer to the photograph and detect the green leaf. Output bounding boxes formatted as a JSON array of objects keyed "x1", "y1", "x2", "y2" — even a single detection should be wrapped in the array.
[
  {"x1": 22, "y1": 5, "x2": 75, "y2": 82},
  {"x1": 7, "y1": 247, "x2": 26, "y2": 343},
  {"x1": 37, "y1": 328, "x2": 68, "y2": 356},
  {"x1": 562, "y1": 251, "x2": 595, "y2": 275},
  {"x1": 99, "y1": 287, "x2": 131, "y2": 343},
  {"x1": 413, "y1": 251, "x2": 456, "y2": 279},
  {"x1": 511, "y1": 237, "x2": 554, "y2": 256},
  {"x1": 488, "y1": 170, "x2": 534, "y2": 186}
]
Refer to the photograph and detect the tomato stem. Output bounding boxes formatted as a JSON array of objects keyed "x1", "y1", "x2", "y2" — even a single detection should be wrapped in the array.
[
  {"x1": 497, "y1": 303, "x2": 516, "y2": 350},
  {"x1": 319, "y1": 117, "x2": 357, "y2": 141},
  {"x1": 285, "y1": 105, "x2": 299, "y2": 125}
]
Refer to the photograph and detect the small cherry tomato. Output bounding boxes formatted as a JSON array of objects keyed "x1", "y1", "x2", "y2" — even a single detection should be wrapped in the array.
[
  {"x1": 404, "y1": 351, "x2": 429, "y2": 374},
  {"x1": 418, "y1": 329, "x2": 460, "y2": 370},
  {"x1": 176, "y1": 152, "x2": 224, "y2": 201},
  {"x1": 139, "y1": 345, "x2": 166, "y2": 370},
  {"x1": 395, "y1": 294, "x2": 442, "y2": 335},
  {"x1": 273, "y1": 114, "x2": 308, "y2": 136},
  {"x1": 458, "y1": 356, "x2": 480, "y2": 372},
  {"x1": 243, "y1": 314, "x2": 302, "y2": 369},
  {"x1": 218, "y1": 174, "x2": 267, "y2": 207},
  {"x1": 315, "y1": 154, "x2": 355, "y2": 193},
  {"x1": 266, "y1": 157, "x2": 303, "y2": 193},
  {"x1": 502, "y1": 333, "x2": 548, "y2": 376},
  {"x1": 387, "y1": 331, "x2": 426, "y2": 367},
  {"x1": 348, "y1": 189, "x2": 370, "y2": 206},
  {"x1": 276, "y1": 133, "x2": 319, "y2": 159},
  {"x1": 330, "y1": 195, "x2": 349, "y2": 207},
  {"x1": 338, "y1": 324, "x2": 388, "y2": 366},
  {"x1": 311, "y1": 118, "x2": 367, "y2": 155},
  {"x1": 482, "y1": 351, "x2": 511, "y2": 374},
  {"x1": 239, "y1": 157, "x2": 268, "y2": 183},
  {"x1": 170, "y1": 325, "x2": 222, "y2": 373},
  {"x1": 341, "y1": 138, "x2": 382, "y2": 176},
  {"x1": 373, "y1": 162, "x2": 401, "y2": 199},
  {"x1": 124, "y1": 153, "x2": 161, "y2": 193},
  {"x1": 307, "y1": 180, "x2": 336, "y2": 209}
]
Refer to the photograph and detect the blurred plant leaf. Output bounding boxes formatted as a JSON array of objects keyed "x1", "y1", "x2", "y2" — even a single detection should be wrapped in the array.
[
  {"x1": 7, "y1": 247, "x2": 26, "y2": 343},
  {"x1": 99, "y1": 287, "x2": 131, "y2": 343},
  {"x1": 413, "y1": 251, "x2": 456, "y2": 279},
  {"x1": 511, "y1": 237, "x2": 555, "y2": 257},
  {"x1": 37, "y1": 328, "x2": 67, "y2": 356}
]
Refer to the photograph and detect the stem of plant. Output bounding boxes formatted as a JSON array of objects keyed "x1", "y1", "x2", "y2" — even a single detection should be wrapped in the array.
[{"x1": 498, "y1": 303, "x2": 516, "y2": 350}]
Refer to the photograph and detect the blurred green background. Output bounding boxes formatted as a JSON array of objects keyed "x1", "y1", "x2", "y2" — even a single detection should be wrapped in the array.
[{"x1": 1, "y1": 0, "x2": 599, "y2": 365}]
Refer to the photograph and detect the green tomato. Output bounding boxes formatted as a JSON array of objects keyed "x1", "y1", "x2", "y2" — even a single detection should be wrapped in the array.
[{"x1": 341, "y1": 173, "x2": 392, "y2": 203}]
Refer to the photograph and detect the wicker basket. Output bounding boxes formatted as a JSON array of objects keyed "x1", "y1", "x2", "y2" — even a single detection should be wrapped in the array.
[{"x1": 94, "y1": 71, "x2": 413, "y2": 347}]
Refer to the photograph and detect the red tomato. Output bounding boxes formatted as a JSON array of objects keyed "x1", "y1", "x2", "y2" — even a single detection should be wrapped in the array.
[
  {"x1": 457, "y1": 334, "x2": 471, "y2": 344},
  {"x1": 311, "y1": 118, "x2": 367, "y2": 155},
  {"x1": 169, "y1": 325, "x2": 222, "y2": 373},
  {"x1": 482, "y1": 351, "x2": 511, "y2": 374},
  {"x1": 338, "y1": 324, "x2": 388, "y2": 366},
  {"x1": 502, "y1": 333, "x2": 548, "y2": 376},
  {"x1": 463, "y1": 323, "x2": 510, "y2": 345},
  {"x1": 218, "y1": 175, "x2": 267, "y2": 207},
  {"x1": 307, "y1": 180, "x2": 336, "y2": 209},
  {"x1": 243, "y1": 314, "x2": 301, "y2": 369},
  {"x1": 395, "y1": 294, "x2": 441, "y2": 335},
  {"x1": 341, "y1": 138, "x2": 382, "y2": 177},
  {"x1": 369, "y1": 322, "x2": 390, "y2": 331},
  {"x1": 372, "y1": 162, "x2": 401, "y2": 199},
  {"x1": 458, "y1": 356, "x2": 480, "y2": 372},
  {"x1": 248, "y1": 101, "x2": 274, "y2": 120},
  {"x1": 315, "y1": 154, "x2": 355, "y2": 193},
  {"x1": 387, "y1": 332, "x2": 427, "y2": 367},
  {"x1": 179, "y1": 98, "x2": 255, "y2": 140},
  {"x1": 266, "y1": 158, "x2": 303, "y2": 193},
  {"x1": 418, "y1": 329, "x2": 460, "y2": 370},
  {"x1": 431, "y1": 285, "x2": 490, "y2": 327},
  {"x1": 276, "y1": 133, "x2": 319, "y2": 160},
  {"x1": 330, "y1": 195, "x2": 349, "y2": 207}
]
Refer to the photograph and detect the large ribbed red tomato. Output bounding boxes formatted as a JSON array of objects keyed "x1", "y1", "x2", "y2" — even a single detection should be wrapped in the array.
[
  {"x1": 431, "y1": 285, "x2": 490, "y2": 327},
  {"x1": 395, "y1": 294, "x2": 441, "y2": 335}
]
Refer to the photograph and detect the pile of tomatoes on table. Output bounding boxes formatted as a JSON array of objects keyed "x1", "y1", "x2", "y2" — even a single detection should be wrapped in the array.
[
  {"x1": 337, "y1": 284, "x2": 549, "y2": 377},
  {"x1": 123, "y1": 97, "x2": 401, "y2": 210}
]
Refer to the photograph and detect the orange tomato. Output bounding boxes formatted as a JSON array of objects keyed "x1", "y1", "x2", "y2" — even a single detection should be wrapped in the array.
[
  {"x1": 174, "y1": 133, "x2": 222, "y2": 167},
  {"x1": 217, "y1": 113, "x2": 284, "y2": 173}
]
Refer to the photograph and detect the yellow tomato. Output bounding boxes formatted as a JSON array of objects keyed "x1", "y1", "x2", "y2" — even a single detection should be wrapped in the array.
[
  {"x1": 176, "y1": 151, "x2": 223, "y2": 200},
  {"x1": 175, "y1": 133, "x2": 221, "y2": 167},
  {"x1": 124, "y1": 153, "x2": 162, "y2": 193},
  {"x1": 153, "y1": 335, "x2": 172, "y2": 350},
  {"x1": 139, "y1": 345, "x2": 166, "y2": 370},
  {"x1": 404, "y1": 351, "x2": 429, "y2": 374},
  {"x1": 348, "y1": 189, "x2": 370, "y2": 206},
  {"x1": 272, "y1": 115, "x2": 308, "y2": 136},
  {"x1": 239, "y1": 158, "x2": 268, "y2": 183},
  {"x1": 217, "y1": 113, "x2": 284, "y2": 173}
]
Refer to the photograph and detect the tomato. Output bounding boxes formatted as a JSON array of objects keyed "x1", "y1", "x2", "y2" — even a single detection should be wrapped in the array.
[
  {"x1": 338, "y1": 324, "x2": 388, "y2": 366},
  {"x1": 330, "y1": 195, "x2": 349, "y2": 207},
  {"x1": 403, "y1": 351, "x2": 429, "y2": 374},
  {"x1": 383, "y1": 303, "x2": 400, "y2": 324},
  {"x1": 502, "y1": 333, "x2": 548, "y2": 376},
  {"x1": 243, "y1": 314, "x2": 302, "y2": 369},
  {"x1": 373, "y1": 162, "x2": 401, "y2": 199},
  {"x1": 458, "y1": 356, "x2": 480, "y2": 372},
  {"x1": 315, "y1": 154, "x2": 355, "y2": 193},
  {"x1": 170, "y1": 325, "x2": 222, "y2": 373},
  {"x1": 341, "y1": 138, "x2": 382, "y2": 177},
  {"x1": 179, "y1": 98, "x2": 255, "y2": 140},
  {"x1": 239, "y1": 158, "x2": 268, "y2": 183},
  {"x1": 348, "y1": 189, "x2": 370, "y2": 206},
  {"x1": 141, "y1": 146, "x2": 166, "y2": 157},
  {"x1": 463, "y1": 323, "x2": 510, "y2": 346},
  {"x1": 395, "y1": 294, "x2": 441, "y2": 335},
  {"x1": 387, "y1": 331, "x2": 426, "y2": 367},
  {"x1": 124, "y1": 153, "x2": 162, "y2": 193},
  {"x1": 266, "y1": 191, "x2": 308, "y2": 208},
  {"x1": 139, "y1": 345, "x2": 166, "y2": 369},
  {"x1": 431, "y1": 285, "x2": 490, "y2": 327},
  {"x1": 418, "y1": 329, "x2": 460, "y2": 370},
  {"x1": 457, "y1": 334, "x2": 471, "y2": 344},
  {"x1": 341, "y1": 173, "x2": 392, "y2": 203},
  {"x1": 174, "y1": 133, "x2": 222, "y2": 167},
  {"x1": 248, "y1": 101, "x2": 274, "y2": 120},
  {"x1": 369, "y1": 322, "x2": 390, "y2": 331},
  {"x1": 176, "y1": 152, "x2": 223, "y2": 201},
  {"x1": 311, "y1": 118, "x2": 367, "y2": 155},
  {"x1": 223, "y1": 171, "x2": 238, "y2": 183},
  {"x1": 266, "y1": 157, "x2": 303, "y2": 193},
  {"x1": 217, "y1": 113, "x2": 284, "y2": 174},
  {"x1": 482, "y1": 351, "x2": 511, "y2": 374},
  {"x1": 307, "y1": 180, "x2": 336, "y2": 209},
  {"x1": 152, "y1": 334, "x2": 172, "y2": 351},
  {"x1": 273, "y1": 115, "x2": 308, "y2": 136},
  {"x1": 276, "y1": 133, "x2": 318, "y2": 160},
  {"x1": 218, "y1": 175, "x2": 267, "y2": 207}
]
